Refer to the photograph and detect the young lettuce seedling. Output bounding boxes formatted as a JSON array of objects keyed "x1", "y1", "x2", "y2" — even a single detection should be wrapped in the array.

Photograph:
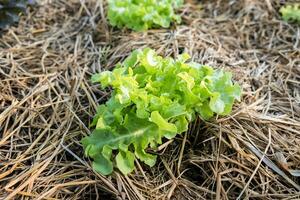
[
  {"x1": 82, "y1": 48, "x2": 241, "y2": 175},
  {"x1": 108, "y1": 0, "x2": 183, "y2": 31},
  {"x1": 280, "y1": 4, "x2": 300, "y2": 23}
]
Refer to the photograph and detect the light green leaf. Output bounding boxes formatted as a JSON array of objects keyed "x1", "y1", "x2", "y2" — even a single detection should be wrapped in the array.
[
  {"x1": 91, "y1": 73, "x2": 102, "y2": 83},
  {"x1": 116, "y1": 150, "x2": 135, "y2": 174},
  {"x1": 91, "y1": 71, "x2": 113, "y2": 88},
  {"x1": 174, "y1": 115, "x2": 189, "y2": 133},
  {"x1": 197, "y1": 101, "x2": 214, "y2": 120},
  {"x1": 123, "y1": 50, "x2": 140, "y2": 68},
  {"x1": 92, "y1": 154, "x2": 113, "y2": 176},
  {"x1": 162, "y1": 102, "x2": 186, "y2": 119},
  {"x1": 150, "y1": 111, "x2": 177, "y2": 133},
  {"x1": 177, "y1": 72, "x2": 195, "y2": 90},
  {"x1": 134, "y1": 147, "x2": 157, "y2": 167},
  {"x1": 209, "y1": 94, "x2": 225, "y2": 114},
  {"x1": 96, "y1": 117, "x2": 106, "y2": 129},
  {"x1": 177, "y1": 53, "x2": 190, "y2": 62}
]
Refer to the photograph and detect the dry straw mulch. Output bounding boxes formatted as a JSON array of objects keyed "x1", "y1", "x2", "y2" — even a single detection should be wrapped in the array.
[{"x1": 1, "y1": 0, "x2": 300, "y2": 199}]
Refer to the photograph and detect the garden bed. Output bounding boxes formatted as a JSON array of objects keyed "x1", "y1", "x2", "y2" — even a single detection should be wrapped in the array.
[{"x1": 0, "y1": 0, "x2": 300, "y2": 199}]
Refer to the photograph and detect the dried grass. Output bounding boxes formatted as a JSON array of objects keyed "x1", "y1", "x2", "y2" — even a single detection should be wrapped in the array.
[{"x1": 0, "y1": 0, "x2": 300, "y2": 199}]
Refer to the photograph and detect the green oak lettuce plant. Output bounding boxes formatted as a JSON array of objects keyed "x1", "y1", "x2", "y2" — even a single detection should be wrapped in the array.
[
  {"x1": 82, "y1": 48, "x2": 241, "y2": 175},
  {"x1": 280, "y1": 4, "x2": 300, "y2": 23},
  {"x1": 107, "y1": 0, "x2": 183, "y2": 31}
]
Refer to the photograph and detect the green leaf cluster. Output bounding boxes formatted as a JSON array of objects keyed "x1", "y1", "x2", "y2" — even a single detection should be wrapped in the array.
[
  {"x1": 82, "y1": 48, "x2": 241, "y2": 175},
  {"x1": 0, "y1": 0, "x2": 35, "y2": 29},
  {"x1": 280, "y1": 4, "x2": 300, "y2": 23},
  {"x1": 107, "y1": 0, "x2": 183, "y2": 31}
]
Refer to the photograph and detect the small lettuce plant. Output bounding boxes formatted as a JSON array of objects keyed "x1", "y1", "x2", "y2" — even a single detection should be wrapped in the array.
[
  {"x1": 280, "y1": 4, "x2": 300, "y2": 23},
  {"x1": 107, "y1": 0, "x2": 183, "y2": 31},
  {"x1": 82, "y1": 48, "x2": 241, "y2": 175}
]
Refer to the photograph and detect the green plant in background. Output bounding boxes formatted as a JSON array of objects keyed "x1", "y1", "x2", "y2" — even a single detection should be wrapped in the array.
[
  {"x1": 0, "y1": 0, "x2": 35, "y2": 29},
  {"x1": 82, "y1": 48, "x2": 241, "y2": 175},
  {"x1": 280, "y1": 4, "x2": 300, "y2": 23},
  {"x1": 107, "y1": 0, "x2": 183, "y2": 31}
]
